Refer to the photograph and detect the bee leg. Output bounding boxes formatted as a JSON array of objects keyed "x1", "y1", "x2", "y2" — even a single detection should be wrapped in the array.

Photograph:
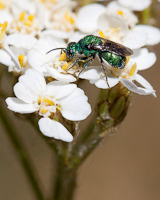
[
  {"x1": 66, "y1": 58, "x2": 80, "y2": 72},
  {"x1": 98, "y1": 54, "x2": 110, "y2": 89},
  {"x1": 78, "y1": 57, "x2": 95, "y2": 77}
]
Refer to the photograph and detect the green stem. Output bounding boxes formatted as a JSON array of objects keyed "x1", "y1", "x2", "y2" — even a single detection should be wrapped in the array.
[
  {"x1": 69, "y1": 85, "x2": 132, "y2": 169},
  {"x1": 52, "y1": 156, "x2": 77, "y2": 200},
  {"x1": 74, "y1": 131, "x2": 110, "y2": 169},
  {"x1": 0, "y1": 103, "x2": 44, "y2": 200},
  {"x1": 142, "y1": 7, "x2": 150, "y2": 24}
]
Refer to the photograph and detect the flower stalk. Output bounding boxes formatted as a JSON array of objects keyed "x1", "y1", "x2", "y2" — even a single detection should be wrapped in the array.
[
  {"x1": 51, "y1": 83, "x2": 132, "y2": 200},
  {"x1": 66, "y1": 83, "x2": 132, "y2": 169},
  {"x1": 53, "y1": 157, "x2": 77, "y2": 200}
]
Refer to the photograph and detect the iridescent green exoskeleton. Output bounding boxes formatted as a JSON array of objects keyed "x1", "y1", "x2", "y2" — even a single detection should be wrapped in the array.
[{"x1": 47, "y1": 35, "x2": 133, "y2": 87}]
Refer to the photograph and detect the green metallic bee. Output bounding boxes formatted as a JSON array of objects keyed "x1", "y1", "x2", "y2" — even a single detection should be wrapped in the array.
[{"x1": 47, "y1": 35, "x2": 133, "y2": 86}]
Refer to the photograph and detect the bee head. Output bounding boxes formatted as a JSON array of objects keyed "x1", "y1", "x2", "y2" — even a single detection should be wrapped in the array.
[{"x1": 66, "y1": 42, "x2": 77, "y2": 61}]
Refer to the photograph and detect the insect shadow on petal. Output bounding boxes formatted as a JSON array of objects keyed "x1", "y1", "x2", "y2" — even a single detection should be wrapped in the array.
[{"x1": 46, "y1": 35, "x2": 133, "y2": 88}]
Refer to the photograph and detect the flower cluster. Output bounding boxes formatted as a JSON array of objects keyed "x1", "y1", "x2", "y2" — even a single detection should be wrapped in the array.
[{"x1": 2, "y1": 0, "x2": 159, "y2": 142}]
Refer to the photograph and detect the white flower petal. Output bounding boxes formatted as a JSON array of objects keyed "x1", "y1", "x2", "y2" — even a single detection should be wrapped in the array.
[
  {"x1": 6, "y1": 34, "x2": 38, "y2": 49},
  {"x1": 122, "y1": 30, "x2": 147, "y2": 49},
  {"x1": 0, "y1": 49, "x2": 15, "y2": 67},
  {"x1": 46, "y1": 81, "x2": 77, "y2": 99},
  {"x1": 11, "y1": 0, "x2": 37, "y2": 15},
  {"x1": 78, "y1": 68, "x2": 102, "y2": 80},
  {"x1": 14, "y1": 69, "x2": 46, "y2": 103},
  {"x1": 5, "y1": 97, "x2": 38, "y2": 113},
  {"x1": 68, "y1": 31, "x2": 87, "y2": 43},
  {"x1": 106, "y1": 1, "x2": 138, "y2": 28},
  {"x1": 41, "y1": 29, "x2": 73, "y2": 39},
  {"x1": 32, "y1": 37, "x2": 66, "y2": 54},
  {"x1": 118, "y1": 0, "x2": 151, "y2": 11},
  {"x1": 133, "y1": 25, "x2": 160, "y2": 45},
  {"x1": 98, "y1": 12, "x2": 128, "y2": 38},
  {"x1": 50, "y1": 0, "x2": 77, "y2": 12},
  {"x1": 28, "y1": 37, "x2": 66, "y2": 72},
  {"x1": 94, "y1": 76, "x2": 119, "y2": 89},
  {"x1": 76, "y1": 3, "x2": 106, "y2": 33},
  {"x1": 135, "y1": 74, "x2": 156, "y2": 97},
  {"x1": 38, "y1": 118, "x2": 73, "y2": 142},
  {"x1": 59, "y1": 88, "x2": 91, "y2": 121},
  {"x1": 131, "y1": 48, "x2": 156, "y2": 70},
  {"x1": 10, "y1": 46, "x2": 27, "y2": 58},
  {"x1": 28, "y1": 48, "x2": 47, "y2": 72},
  {"x1": 0, "y1": 10, "x2": 13, "y2": 25},
  {"x1": 3, "y1": 43, "x2": 21, "y2": 70},
  {"x1": 46, "y1": 67, "x2": 77, "y2": 82},
  {"x1": 119, "y1": 77, "x2": 155, "y2": 95}
]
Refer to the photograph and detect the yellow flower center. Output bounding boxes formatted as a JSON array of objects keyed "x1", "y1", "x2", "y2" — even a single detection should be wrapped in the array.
[
  {"x1": 0, "y1": 2, "x2": 4, "y2": 9},
  {"x1": 28, "y1": 15, "x2": 34, "y2": 21},
  {"x1": 62, "y1": 62, "x2": 72, "y2": 71},
  {"x1": 56, "y1": 105, "x2": 62, "y2": 111},
  {"x1": 38, "y1": 97, "x2": 54, "y2": 106},
  {"x1": 126, "y1": 56, "x2": 130, "y2": 65},
  {"x1": 122, "y1": 74, "x2": 127, "y2": 79},
  {"x1": 38, "y1": 96, "x2": 61, "y2": 116},
  {"x1": 129, "y1": 63, "x2": 137, "y2": 76},
  {"x1": 117, "y1": 10, "x2": 123, "y2": 16},
  {"x1": 19, "y1": 11, "x2": 34, "y2": 27},
  {"x1": 40, "y1": 108, "x2": 47, "y2": 114},
  {"x1": 18, "y1": 55, "x2": 24, "y2": 68},
  {"x1": 41, "y1": 0, "x2": 57, "y2": 3},
  {"x1": 99, "y1": 28, "x2": 121, "y2": 41},
  {"x1": 98, "y1": 30, "x2": 105, "y2": 38},
  {"x1": 0, "y1": 21, "x2": 8, "y2": 41},
  {"x1": 110, "y1": 27, "x2": 121, "y2": 33},
  {"x1": 59, "y1": 52, "x2": 67, "y2": 61},
  {"x1": 19, "y1": 11, "x2": 26, "y2": 21},
  {"x1": 49, "y1": 0, "x2": 56, "y2": 2},
  {"x1": 64, "y1": 11, "x2": 74, "y2": 24}
]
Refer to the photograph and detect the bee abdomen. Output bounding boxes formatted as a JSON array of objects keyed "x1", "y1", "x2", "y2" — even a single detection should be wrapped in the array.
[{"x1": 102, "y1": 52, "x2": 126, "y2": 69}]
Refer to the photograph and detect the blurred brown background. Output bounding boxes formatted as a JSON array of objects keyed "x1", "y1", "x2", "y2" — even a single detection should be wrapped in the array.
[{"x1": 0, "y1": 1, "x2": 160, "y2": 200}]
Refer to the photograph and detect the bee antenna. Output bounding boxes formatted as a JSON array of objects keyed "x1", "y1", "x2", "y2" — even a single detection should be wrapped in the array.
[{"x1": 46, "y1": 48, "x2": 66, "y2": 54}]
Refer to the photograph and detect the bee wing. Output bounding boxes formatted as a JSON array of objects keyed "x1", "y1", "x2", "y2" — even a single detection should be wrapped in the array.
[{"x1": 93, "y1": 37, "x2": 133, "y2": 56}]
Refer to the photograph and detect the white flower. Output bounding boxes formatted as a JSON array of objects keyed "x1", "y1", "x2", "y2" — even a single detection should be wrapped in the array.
[
  {"x1": 38, "y1": 118, "x2": 73, "y2": 142},
  {"x1": 106, "y1": 1, "x2": 138, "y2": 28},
  {"x1": 71, "y1": 8, "x2": 160, "y2": 49},
  {"x1": 11, "y1": 0, "x2": 37, "y2": 16},
  {"x1": 78, "y1": 48, "x2": 156, "y2": 96},
  {"x1": 0, "y1": 0, "x2": 44, "y2": 36},
  {"x1": 118, "y1": 0, "x2": 152, "y2": 11},
  {"x1": 5, "y1": 33, "x2": 38, "y2": 72},
  {"x1": 8, "y1": 11, "x2": 43, "y2": 36},
  {"x1": 132, "y1": 25, "x2": 160, "y2": 46},
  {"x1": 28, "y1": 36, "x2": 77, "y2": 82},
  {"x1": 75, "y1": 3, "x2": 106, "y2": 34},
  {"x1": 69, "y1": 13, "x2": 146, "y2": 49},
  {"x1": 69, "y1": 11, "x2": 145, "y2": 49},
  {"x1": 38, "y1": 0, "x2": 77, "y2": 39},
  {"x1": 6, "y1": 68, "x2": 91, "y2": 142},
  {"x1": 0, "y1": 10, "x2": 13, "y2": 25},
  {"x1": 98, "y1": 13, "x2": 143, "y2": 49},
  {"x1": 97, "y1": 12, "x2": 160, "y2": 49},
  {"x1": 0, "y1": 22, "x2": 21, "y2": 71}
]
